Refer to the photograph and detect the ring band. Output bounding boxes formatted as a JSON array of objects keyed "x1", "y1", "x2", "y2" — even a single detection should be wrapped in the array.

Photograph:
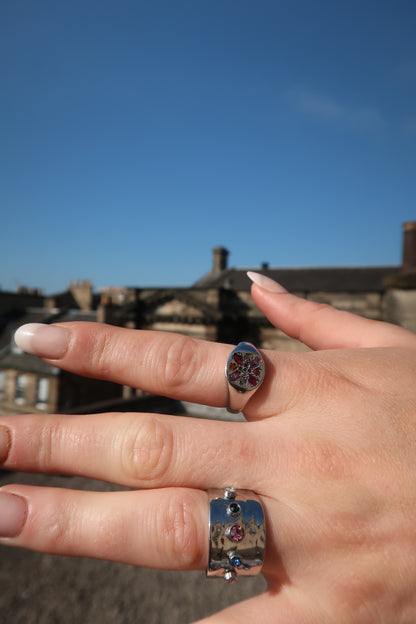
[
  {"x1": 225, "y1": 342, "x2": 265, "y2": 413},
  {"x1": 207, "y1": 487, "x2": 266, "y2": 583}
]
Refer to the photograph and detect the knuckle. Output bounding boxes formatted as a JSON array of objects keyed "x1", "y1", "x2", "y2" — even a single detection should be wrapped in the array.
[
  {"x1": 45, "y1": 513, "x2": 69, "y2": 548},
  {"x1": 162, "y1": 335, "x2": 199, "y2": 393},
  {"x1": 121, "y1": 415, "x2": 174, "y2": 485},
  {"x1": 89, "y1": 329, "x2": 115, "y2": 378},
  {"x1": 36, "y1": 422, "x2": 59, "y2": 470},
  {"x1": 39, "y1": 497, "x2": 76, "y2": 551},
  {"x1": 159, "y1": 491, "x2": 204, "y2": 569}
]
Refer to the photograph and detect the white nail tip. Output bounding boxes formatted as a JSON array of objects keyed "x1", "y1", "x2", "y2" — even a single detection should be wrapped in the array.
[
  {"x1": 14, "y1": 323, "x2": 44, "y2": 352},
  {"x1": 247, "y1": 272, "x2": 288, "y2": 293},
  {"x1": 14, "y1": 323, "x2": 68, "y2": 359}
]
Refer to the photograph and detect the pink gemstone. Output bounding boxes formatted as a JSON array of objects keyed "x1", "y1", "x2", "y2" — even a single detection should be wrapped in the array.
[
  {"x1": 249, "y1": 374, "x2": 258, "y2": 386},
  {"x1": 228, "y1": 524, "x2": 245, "y2": 542},
  {"x1": 234, "y1": 354, "x2": 243, "y2": 366}
]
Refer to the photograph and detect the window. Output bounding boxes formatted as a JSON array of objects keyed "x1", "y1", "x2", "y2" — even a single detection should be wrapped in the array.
[
  {"x1": 36, "y1": 378, "x2": 50, "y2": 409},
  {"x1": 15, "y1": 374, "x2": 27, "y2": 405},
  {"x1": 0, "y1": 371, "x2": 5, "y2": 400}
]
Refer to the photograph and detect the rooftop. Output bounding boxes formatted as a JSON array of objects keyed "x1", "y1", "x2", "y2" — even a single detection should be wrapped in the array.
[{"x1": 195, "y1": 265, "x2": 399, "y2": 292}]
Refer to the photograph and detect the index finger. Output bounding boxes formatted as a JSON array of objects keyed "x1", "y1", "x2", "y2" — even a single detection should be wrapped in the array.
[{"x1": 15, "y1": 323, "x2": 232, "y2": 408}]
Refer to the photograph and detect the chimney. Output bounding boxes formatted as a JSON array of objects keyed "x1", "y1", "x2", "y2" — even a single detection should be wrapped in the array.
[
  {"x1": 69, "y1": 279, "x2": 93, "y2": 311},
  {"x1": 402, "y1": 221, "x2": 416, "y2": 270},
  {"x1": 212, "y1": 246, "x2": 229, "y2": 273}
]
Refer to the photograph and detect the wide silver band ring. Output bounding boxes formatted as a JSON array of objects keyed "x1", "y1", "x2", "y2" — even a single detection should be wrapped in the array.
[
  {"x1": 207, "y1": 487, "x2": 266, "y2": 583},
  {"x1": 225, "y1": 342, "x2": 265, "y2": 414}
]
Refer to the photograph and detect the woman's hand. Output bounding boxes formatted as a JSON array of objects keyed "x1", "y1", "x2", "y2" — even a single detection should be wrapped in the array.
[{"x1": 1, "y1": 276, "x2": 416, "y2": 624}]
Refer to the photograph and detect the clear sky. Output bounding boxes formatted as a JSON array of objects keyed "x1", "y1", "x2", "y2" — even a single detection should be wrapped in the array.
[{"x1": 1, "y1": 0, "x2": 415, "y2": 294}]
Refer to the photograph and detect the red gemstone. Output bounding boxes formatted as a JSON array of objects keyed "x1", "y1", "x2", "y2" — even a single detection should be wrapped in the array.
[
  {"x1": 234, "y1": 354, "x2": 243, "y2": 366},
  {"x1": 249, "y1": 374, "x2": 258, "y2": 386},
  {"x1": 228, "y1": 524, "x2": 245, "y2": 542}
]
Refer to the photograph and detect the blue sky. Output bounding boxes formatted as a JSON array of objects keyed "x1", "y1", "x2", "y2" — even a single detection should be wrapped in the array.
[{"x1": 1, "y1": 0, "x2": 415, "y2": 294}]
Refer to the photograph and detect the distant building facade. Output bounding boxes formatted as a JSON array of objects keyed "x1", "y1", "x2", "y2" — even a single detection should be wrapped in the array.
[
  {"x1": 101, "y1": 221, "x2": 416, "y2": 351},
  {"x1": 0, "y1": 284, "x2": 121, "y2": 415},
  {"x1": 0, "y1": 222, "x2": 415, "y2": 415}
]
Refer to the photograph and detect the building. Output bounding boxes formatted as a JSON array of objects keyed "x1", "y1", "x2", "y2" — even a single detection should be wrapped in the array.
[
  {"x1": 103, "y1": 221, "x2": 416, "y2": 351},
  {"x1": 0, "y1": 222, "x2": 415, "y2": 415},
  {"x1": 0, "y1": 283, "x2": 122, "y2": 415}
]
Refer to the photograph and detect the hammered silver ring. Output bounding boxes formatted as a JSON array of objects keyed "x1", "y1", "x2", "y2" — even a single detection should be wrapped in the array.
[{"x1": 207, "y1": 487, "x2": 266, "y2": 583}]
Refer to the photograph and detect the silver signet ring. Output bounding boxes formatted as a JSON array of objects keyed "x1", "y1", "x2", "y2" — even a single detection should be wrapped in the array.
[{"x1": 225, "y1": 342, "x2": 265, "y2": 413}]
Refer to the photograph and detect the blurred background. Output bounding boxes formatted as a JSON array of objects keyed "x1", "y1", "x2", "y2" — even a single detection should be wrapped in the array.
[{"x1": 1, "y1": 1, "x2": 415, "y2": 622}]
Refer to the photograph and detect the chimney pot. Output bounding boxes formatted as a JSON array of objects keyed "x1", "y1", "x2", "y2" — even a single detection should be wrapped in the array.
[
  {"x1": 212, "y1": 246, "x2": 229, "y2": 273},
  {"x1": 402, "y1": 221, "x2": 416, "y2": 270}
]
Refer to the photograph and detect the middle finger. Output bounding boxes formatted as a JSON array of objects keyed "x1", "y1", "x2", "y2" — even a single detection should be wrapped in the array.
[{"x1": 1, "y1": 412, "x2": 269, "y2": 490}]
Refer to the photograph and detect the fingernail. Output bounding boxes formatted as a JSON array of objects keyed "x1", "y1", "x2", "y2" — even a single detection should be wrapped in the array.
[
  {"x1": 14, "y1": 323, "x2": 69, "y2": 359},
  {"x1": 0, "y1": 492, "x2": 27, "y2": 537},
  {"x1": 0, "y1": 426, "x2": 11, "y2": 463},
  {"x1": 247, "y1": 271, "x2": 288, "y2": 293}
]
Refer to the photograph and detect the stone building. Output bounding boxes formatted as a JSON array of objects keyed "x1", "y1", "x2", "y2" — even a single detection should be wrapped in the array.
[
  {"x1": 100, "y1": 222, "x2": 416, "y2": 353},
  {"x1": 0, "y1": 286, "x2": 121, "y2": 415},
  {"x1": 0, "y1": 222, "x2": 415, "y2": 415}
]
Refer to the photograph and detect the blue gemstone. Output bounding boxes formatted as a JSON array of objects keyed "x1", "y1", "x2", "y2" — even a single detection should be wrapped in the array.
[
  {"x1": 231, "y1": 556, "x2": 242, "y2": 568},
  {"x1": 228, "y1": 502, "x2": 240, "y2": 516}
]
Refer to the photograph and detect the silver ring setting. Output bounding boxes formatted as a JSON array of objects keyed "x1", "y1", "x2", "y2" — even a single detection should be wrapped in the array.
[
  {"x1": 225, "y1": 342, "x2": 265, "y2": 413},
  {"x1": 207, "y1": 487, "x2": 266, "y2": 583}
]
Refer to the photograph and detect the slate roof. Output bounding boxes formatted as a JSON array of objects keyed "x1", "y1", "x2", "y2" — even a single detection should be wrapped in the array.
[{"x1": 195, "y1": 266, "x2": 400, "y2": 292}]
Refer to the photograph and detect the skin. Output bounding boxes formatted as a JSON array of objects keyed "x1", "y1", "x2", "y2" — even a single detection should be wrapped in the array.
[{"x1": 1, "y1": 283, "x2": 416, "y2": 623}]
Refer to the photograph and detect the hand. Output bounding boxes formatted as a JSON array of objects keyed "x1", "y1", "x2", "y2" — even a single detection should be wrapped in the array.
[{"x1": 1, "y1": 277, "x2": 416, "y2": 623}]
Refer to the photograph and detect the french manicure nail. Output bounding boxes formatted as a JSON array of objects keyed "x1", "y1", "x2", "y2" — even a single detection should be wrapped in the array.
[
  {"x1": 0, "y1": 426, "x2": 11, "y2": 463},
  {"x1": 247, "y1": 271, "x2": 288, "y2": 293},
  {"x1": 14, "y1": 323, "x2": 69, "y2": 359},
  {"x1": 0, "y1": 492, "x2": 27, "y2": 537}
]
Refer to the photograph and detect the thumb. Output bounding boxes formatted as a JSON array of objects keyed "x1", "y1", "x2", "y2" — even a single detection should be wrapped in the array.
[{"x1": 247, "y1": 272, "x2": 414, "y2": 350}]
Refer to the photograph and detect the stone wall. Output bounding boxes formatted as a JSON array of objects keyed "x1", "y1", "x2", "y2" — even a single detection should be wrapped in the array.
[
  {"x1": 1, "y1": 369, "x2": 59, "y2": 414},
  {"x1": 385, "y1": 289, "x2": 416, "y2": 333}
]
